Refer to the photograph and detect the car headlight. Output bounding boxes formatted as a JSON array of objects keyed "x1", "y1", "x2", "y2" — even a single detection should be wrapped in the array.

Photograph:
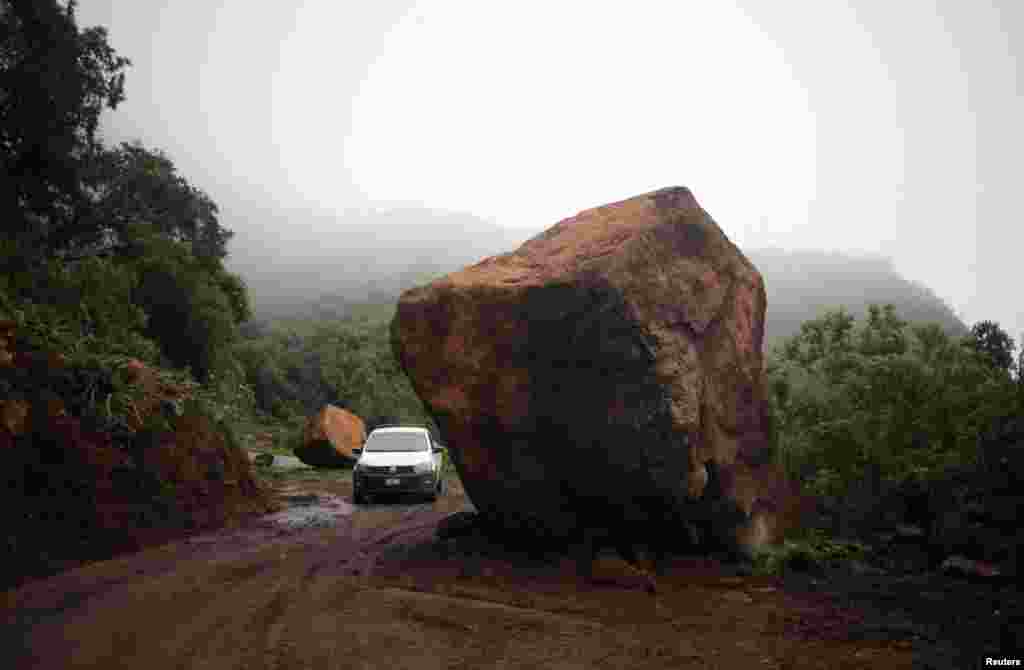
[{"x1": 413, "y1": 461, "x2": 433, "y2": 474}]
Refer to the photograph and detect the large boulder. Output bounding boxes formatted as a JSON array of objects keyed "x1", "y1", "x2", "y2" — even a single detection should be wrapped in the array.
[
  {"x1": 393, "y1": 186, "x2": 801, "y2": 555},
  {"x1": 294, "y1": 405, "x2": 366, "y2": 468}
]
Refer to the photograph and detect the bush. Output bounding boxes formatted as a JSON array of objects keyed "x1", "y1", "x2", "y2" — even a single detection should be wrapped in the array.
[
  {"x1": 770, "y1": 307, "x2": 1018, "y2": 490},
  {"x1": 0, "y1": 245, "x2": 159, "y2": 364},
  {"x1": 768, "y1": 305, "x2": 1023, "y2": 539},
  {"x1": 753, "y1": 529, "x2": 868, "y2": 575},
  {"x1": 230, "y1": 315, "x2": 435, "y2": 429}
]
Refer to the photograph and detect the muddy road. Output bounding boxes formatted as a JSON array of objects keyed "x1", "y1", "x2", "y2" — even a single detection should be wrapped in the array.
[{"x1": 1, "y1": 458, "x2": 1006, "y2": 669}]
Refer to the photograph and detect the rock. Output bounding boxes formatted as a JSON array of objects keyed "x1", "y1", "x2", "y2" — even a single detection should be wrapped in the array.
[
  {"x1": 1, "y1": 399, "x2": 30, "y2": 437},
  {"x1": 393, "y1": 186, "x2": 800, "y2": 554},
  {"x1": 437, "y1": 511, "x2": 484, "y2": 540},
  {"x1": 585, "y1": 554, "x2": 659, "y2": 594},
  {"x1": 294, "y1": 405, "x2": 365, "y2": 468},
  {"x1": 847, "y1": 560, "x2": 887, "y2": 577},
  {"x1": 941, "y1": 555, "x2": 1002, "y2": 580},
  {"x1": 930, "y1": 509, "x2": 971, "y2": 552},
  {"x1": 985, "y1": 494, "x2": 1024, "y2": 529},
  {"x1": 140, "y1": 411, "x2": 275, "y2": 518}
]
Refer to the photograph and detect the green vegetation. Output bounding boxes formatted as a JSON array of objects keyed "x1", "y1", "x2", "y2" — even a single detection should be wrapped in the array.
[
  {"x1": 753, "y1": 529, "x2": 869, "y2": 576},
  {"x1": 231, "y1": 315, "x2": 435, "y2": 432},
  {"x1": 2, "y1": 1, "x2": 246, "y2": 407},
  {"x1": 253, "y1": 467, "x2": 352, "y2": 485},
  {"x1": 766, "y1": 303, "x2": 1023, "y2": 541}
]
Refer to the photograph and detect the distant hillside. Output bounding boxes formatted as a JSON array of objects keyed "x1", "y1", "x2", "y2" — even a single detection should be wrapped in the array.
[
  {"x1": 222, "y1": 204, "x2": 526, "y2": 318},
  {"x1": 223, "y1": 203, "x2": 966, "y2": 345},
  {"x1": 748, "y1": 248, "x2": 967, "y2": 350}
]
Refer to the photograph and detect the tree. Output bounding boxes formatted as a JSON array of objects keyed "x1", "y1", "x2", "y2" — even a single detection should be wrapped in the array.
[
  {"x1": 0, "y1": 0, "x2": 130, "y2": 267},
  {"x1": 77, "y1": 141, "x2": 234, "y2": 264},
  {"x1": 964, "y1": 320, "x2": 1016, "y2": 376},
  {"x1": 769, "y1": 304, "x2": 1010, "y2": 503},
  {"x1": 125, "y1": 224, "x2": 247, "y2": 383},
  {"x1": 857, "y1": 303, "x2": 908, "y2": 357}
]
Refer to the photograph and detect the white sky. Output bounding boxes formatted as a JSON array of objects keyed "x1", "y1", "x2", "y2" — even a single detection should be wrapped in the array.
[{"x1": 81, "y1": 0, "x2": 1022, "y2": 340}]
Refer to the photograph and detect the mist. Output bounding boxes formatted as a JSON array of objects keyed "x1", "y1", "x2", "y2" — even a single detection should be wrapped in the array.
[{"x1": 77, "y1": 1, "x2": 1023, "y2": 340}]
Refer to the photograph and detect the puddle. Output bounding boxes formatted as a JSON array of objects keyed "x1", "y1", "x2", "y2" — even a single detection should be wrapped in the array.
[{"x1": 260, "y1": 493, "x2": 355, "y2": 530}]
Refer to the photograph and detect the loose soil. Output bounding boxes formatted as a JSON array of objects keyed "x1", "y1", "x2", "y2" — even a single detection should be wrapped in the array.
[{"x1": 2, "y1": 461, "x2": 1017, "y2": 669}]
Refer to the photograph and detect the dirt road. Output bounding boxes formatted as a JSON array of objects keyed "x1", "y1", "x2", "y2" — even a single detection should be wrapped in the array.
[{"x1": 0, "y1": 466, "x2": 938, "y2": 669}]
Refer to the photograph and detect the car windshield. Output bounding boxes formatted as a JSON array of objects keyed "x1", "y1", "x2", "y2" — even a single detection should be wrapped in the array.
[{"x1": 363, "y1": 432, "x2": 430, "y2": 452}]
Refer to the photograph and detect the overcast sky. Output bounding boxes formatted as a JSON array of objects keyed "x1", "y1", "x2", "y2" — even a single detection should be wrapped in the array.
[{"x1": 78, "y1": 1, "x2": 1021, "y2": 339}]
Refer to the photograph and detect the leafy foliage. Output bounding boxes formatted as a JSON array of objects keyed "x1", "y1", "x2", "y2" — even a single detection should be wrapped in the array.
[
  {"x1": 79, "y1": 141, "x2": 235, "y2": 263},
  {"x1": 753, "y1": 529, "x2": 868, "y2": 575},
  {"x1": 124, "y1": 224, "x2": 247, "y2": 383},
  {"x1": 1, "y1": 0, "x2": 131, "y2": 266},
  {"x1": 767, "y1": 303, "x2": 1022, "y2": 531},
  {"x1": 0, "y1": 241, "x2": 159, "y2": 363},
  {"x1": 964, "y1": 320, "x2": 1016, "y2": 376},
  {"x1": 231, "y1": 316, "x2": 435, "y2": 431},
  {"x1": 1, "y1": 3, "x2": 249, "y2": 389}
]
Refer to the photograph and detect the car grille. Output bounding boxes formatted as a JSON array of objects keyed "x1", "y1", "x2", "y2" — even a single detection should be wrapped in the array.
[{"x1": 365, "y1": 465, "x2": 415, "y2": 474}]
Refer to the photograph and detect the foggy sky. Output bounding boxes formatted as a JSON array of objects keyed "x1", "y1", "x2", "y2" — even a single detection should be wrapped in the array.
[{"x1": 79, "y1": 1, "x2": 1022, "y2": 341}]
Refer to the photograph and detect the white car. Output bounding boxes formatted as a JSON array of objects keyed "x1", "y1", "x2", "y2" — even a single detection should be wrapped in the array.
[{"x1": 352, "y1": 426, "x2": 446, "y2": 504}]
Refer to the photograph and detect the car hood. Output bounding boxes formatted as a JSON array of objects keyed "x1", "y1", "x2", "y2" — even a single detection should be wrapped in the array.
[{"x1": 357, "y1": 451, "x2": 433, "y2": 467}]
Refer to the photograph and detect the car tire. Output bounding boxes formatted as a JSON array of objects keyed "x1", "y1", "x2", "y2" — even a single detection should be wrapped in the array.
[
  {"x1": 437, "y1": 477, "x2": 446, "y2": 497},
  {"x1": 353, "y1": 490, "x2": 365, "y2": 505}
]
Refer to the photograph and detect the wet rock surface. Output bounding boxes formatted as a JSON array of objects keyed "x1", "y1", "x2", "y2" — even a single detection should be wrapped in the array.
[{"x1": 393, "y1": 186, "x2": 803, "y2": 554}]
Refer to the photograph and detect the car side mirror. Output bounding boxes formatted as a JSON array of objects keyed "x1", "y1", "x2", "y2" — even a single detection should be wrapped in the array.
[{"x1": 432, "y1": 446, "x2": 445, "y2": 453}]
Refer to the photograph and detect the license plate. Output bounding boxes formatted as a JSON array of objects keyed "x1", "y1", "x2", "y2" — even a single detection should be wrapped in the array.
[{"x1": 385, "y1": 478, "x2": 400, "y2": 486}]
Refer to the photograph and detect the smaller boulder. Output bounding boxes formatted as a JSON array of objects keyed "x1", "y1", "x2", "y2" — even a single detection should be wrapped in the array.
[{"x1": 294, "y1": 405, "x2": 366, "y2": 468}]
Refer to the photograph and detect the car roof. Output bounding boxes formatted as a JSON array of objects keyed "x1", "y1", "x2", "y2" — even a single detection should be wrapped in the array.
[{"x1": 368, "y1": 426, "x2": 429, "y2": 434}]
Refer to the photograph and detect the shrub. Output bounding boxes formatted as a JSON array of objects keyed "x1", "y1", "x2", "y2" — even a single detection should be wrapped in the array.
[{"x1": 753, "y1": 530, "x2": 868, "y2": 575}]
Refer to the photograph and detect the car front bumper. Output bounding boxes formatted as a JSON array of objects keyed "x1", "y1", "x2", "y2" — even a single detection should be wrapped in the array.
[{"x1": 355, "y1": 472, "x2": 437, "y2": 495}]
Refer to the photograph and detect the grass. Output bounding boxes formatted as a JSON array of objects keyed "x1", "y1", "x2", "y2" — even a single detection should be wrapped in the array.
[
  {"x1": 230, "y1": 414, "x2": 304, "y2": 456},
  {"x1": 751, "y1": 528, "x2": 869, "y2": 576},
  {"x1": 253, "y1": 466, "x2": 353, "y2": 484}
]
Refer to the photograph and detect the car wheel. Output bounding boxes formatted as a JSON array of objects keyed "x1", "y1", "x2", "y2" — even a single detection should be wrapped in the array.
[
  {"x1": 353, "y1": 490, "x2": 365, "y2": 505},
  {"x1": 437, "y1": 477, "x2": 447, "y2": 497}
]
